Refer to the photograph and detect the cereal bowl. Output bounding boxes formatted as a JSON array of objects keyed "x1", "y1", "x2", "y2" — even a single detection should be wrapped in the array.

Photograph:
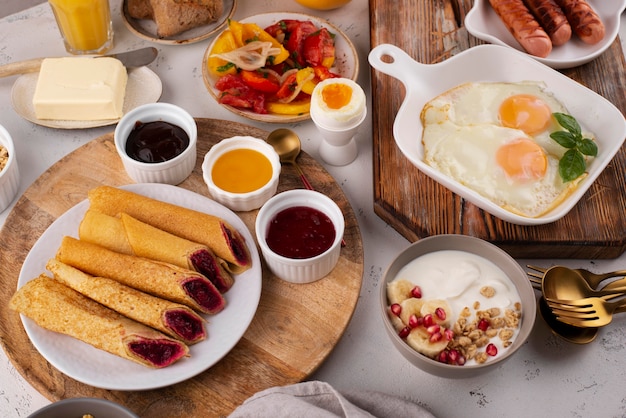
[
  {"x1": 114, "y1": 102, "x2": 197, "y2": 185},
  {"x1": 0, "y1": 124, "x2": 20, "y2": 213},
  {"x1": 202, "y1": 136, "x2": 281, "y2": 212},
  {"x1": 255, "y1": 189, "x2": 344, "y2": 283},
  {"x1": 28, "y1": 397, "x2": 139, "y2": 418},
  {"x1": 380, "y1": 234, "x2": 536, "y2": 378}
]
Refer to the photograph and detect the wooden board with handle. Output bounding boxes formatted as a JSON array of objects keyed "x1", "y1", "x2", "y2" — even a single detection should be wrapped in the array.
[
  {"x1": 0, "y1": 119, "x2": 363, "y2": 417},
  {"x1": 369, "y1": 0, "x2": 626, "y2": 258}
]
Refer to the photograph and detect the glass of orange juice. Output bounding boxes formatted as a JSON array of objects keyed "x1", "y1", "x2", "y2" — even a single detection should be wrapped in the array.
[{"x1": 48, "y1": 0, "x2": 114, "y2": 55}]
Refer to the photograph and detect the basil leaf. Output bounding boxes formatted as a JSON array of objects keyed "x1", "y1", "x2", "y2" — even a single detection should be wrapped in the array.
[
  {"x1": 550, "y1": 131, "x2": 577, "y2": 148},
  {"x1": 553, "y1": 112, "x2": 582, "y2": 137},
  {"x1": 558, "y1": 149, "x2": 586, "y2": 183},
  {"x1": 578, "y1": 138, "x2": 598, "y2": 157}
]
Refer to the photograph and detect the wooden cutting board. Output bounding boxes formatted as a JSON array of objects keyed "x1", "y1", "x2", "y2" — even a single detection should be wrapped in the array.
[
  {"x1": 369, "y1": 0, "x2": 626, "y2": 258},
  {"x1": 0, "y1": 119, "x2": 363, "y2": 417}
]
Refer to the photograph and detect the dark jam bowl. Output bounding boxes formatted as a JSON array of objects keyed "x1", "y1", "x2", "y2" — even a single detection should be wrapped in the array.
[
  {"x1": 114, "y1": 103, "x2": 197, "y2": 185},
  {"x1": 28, "y1": 397, "x2": 139, "y2": 418},
  {"x1": 255, "y1": 189, "x2": 345, "y2": 283}
]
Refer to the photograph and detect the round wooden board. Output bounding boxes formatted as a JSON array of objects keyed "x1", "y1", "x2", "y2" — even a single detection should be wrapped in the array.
[{"x1": 0, "y1": 119, "x2": 363, "y2": 417}]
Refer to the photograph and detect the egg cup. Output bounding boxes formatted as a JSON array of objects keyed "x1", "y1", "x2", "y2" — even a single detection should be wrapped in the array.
[{"x1": 313, "y1": 110, "x2": 367, "y2": 166}]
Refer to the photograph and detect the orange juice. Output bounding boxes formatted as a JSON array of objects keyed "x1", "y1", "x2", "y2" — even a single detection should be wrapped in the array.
[{"x1": 48, "y1": 0, "x2": 113, "y2": 54}]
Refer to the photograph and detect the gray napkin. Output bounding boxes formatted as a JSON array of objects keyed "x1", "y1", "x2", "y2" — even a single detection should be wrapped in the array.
[{"x1": 228, "y1": 381, "x2": 437, "y2": 418}]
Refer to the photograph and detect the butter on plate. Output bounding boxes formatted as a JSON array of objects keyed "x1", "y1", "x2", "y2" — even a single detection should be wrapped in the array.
[{"x1": 33, "y1": 57, "x2": 128, "y2": 121}]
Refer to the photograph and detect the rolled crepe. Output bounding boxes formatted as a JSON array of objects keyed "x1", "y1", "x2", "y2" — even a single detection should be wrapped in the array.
[
  {"x1": 87, "y1": 186, "x2": 251, "y2": 274},
  {"x1": 56, "y1": 236, "x2": 226, "y2": 314},
  {"x1": 9, "y1": 275, "x2": 189, "y2": 368},
  {"x1": 47, "y1": 258, "x2": 207, "y2": 344},
  {"x1": 79, "y1": 210, "x2": 234, "y2": 293}
]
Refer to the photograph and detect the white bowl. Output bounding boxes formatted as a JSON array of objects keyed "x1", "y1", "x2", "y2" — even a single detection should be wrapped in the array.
[
  {"x1": 380, "y1": 234, "x2": 536, "y2": 378},
  {"x1": 202, "y1": 136, "x2": 281, "y2": 212},
  {"x1": 114, "y1": 102, "x2": 197, "y2": 185},
  {"x1": 368, "y1": 43, "x2": 626, "y2": 226},
  {"x1": 255, "y1": 189, "x2": 344, "y2": 283},
  {"x1": 465, "y1": 0, "x2": 626, "y2": 69},
  {"x1": 0, "y1": 124, "x2": 20, "y2": 213},
  {"x1": 28, "y1": 397, "x2": 139, "y2": 418}
]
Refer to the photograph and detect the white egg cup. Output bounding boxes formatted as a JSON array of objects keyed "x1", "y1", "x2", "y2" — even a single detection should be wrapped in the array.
[{"x1": 312, "y1": 109, "x2": 367, "y2": 166}]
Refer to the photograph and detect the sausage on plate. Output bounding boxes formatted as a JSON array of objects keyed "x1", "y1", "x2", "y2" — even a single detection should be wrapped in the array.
[
  {"x1": 489, "y1": 0, "x2": 553, "y2": 57},
  {"x1": 554, "y1": 0, "x2": 605, "y2": 44},
  {"x1": 523, "y1": 0, "x2": 572, "y2": 46}
]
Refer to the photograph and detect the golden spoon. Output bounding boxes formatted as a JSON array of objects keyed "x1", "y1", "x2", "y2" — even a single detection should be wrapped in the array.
[{"x1": 266, "y1": 128, "x2": 314, "y2": 190}]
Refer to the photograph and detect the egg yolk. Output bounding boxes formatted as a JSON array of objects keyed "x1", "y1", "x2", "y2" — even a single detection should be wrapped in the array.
[
  {"x1": 496, "y1": 138, "x2": 547, "y2": 181},
  {"x1": 322, "y1": 83, "x2": 353, "y2": 109},
  {"x1": 499, "y1": 94, "x2": 552, "y2": 135}
]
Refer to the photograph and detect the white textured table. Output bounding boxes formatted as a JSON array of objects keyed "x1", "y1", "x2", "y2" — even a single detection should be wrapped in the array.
[{"x1": 0, "y1": 2, "x2": 625, "y2": 417}]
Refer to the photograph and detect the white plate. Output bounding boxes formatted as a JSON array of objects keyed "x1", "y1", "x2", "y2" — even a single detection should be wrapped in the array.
[
  {"x1": 202, "y1": 12, "x2": 359, "y2": 123},
  {"x1": 465, "y1": 0, "x2": 626, "y2": 69},
  {"x1": 368, "y1": 43, "x2": 626, "y2": 226},
  {"x1": 11, "y1": 67, "x2": 162, "y2": 130},
  {"x1": 17, "y1": 183, "x2": 262, "y2": 391},
  {"x1": 122, "y1": 0, "x2": 236, "y2": 45}
]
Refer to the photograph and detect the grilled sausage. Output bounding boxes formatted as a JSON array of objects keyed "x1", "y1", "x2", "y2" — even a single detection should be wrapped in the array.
[
  {"x1": 489, "y1": 0, "x2": 553, "y2": 57},
  {"x1": 554, "y1": 0, "x2": 605, "y2": 44},
  {"x1": 523, "y1": 0, "x2": 572, "y2": 46}
]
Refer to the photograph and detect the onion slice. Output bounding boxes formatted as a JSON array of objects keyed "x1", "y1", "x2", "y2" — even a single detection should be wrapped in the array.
[{"x1": 211, "y1": 41, "x2": 282, "y2": 71}]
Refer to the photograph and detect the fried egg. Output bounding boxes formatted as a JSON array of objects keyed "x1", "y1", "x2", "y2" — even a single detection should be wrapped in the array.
[
  {"x1": 310, "y1": 77, "x2": 366, "y2": 129},
  {"x1": 421, "y1": 81, "x2": 586, "y2": 218}
]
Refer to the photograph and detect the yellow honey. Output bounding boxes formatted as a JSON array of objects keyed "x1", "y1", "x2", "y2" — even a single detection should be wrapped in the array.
[{"x1": 211, "y1": 148, "x2": 273, "y2": 193}]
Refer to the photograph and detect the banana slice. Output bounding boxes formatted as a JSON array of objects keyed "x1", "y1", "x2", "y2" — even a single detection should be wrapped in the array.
[
  {"x1": 421, "y1": 299, "x2": 453, "y2": 327},
  {"x1": 386, "y1": 279, "x2": 414, "y2": 305},
  {"x1": 399, "y1": 298, "x2": 423, "y2": 326},
  {"x1": 406, "y1": 327, "x2": 449, "y2": 359}
]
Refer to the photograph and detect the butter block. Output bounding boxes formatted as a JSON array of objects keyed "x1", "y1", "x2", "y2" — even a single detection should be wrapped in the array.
[{"x1": 33, "y1": 57, "x2": 128, "y2": 121}]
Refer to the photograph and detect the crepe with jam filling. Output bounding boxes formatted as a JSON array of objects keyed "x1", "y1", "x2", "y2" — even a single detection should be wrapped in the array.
[{"x1": 10, "y1": 275, "x2": 189, "y2": 368}]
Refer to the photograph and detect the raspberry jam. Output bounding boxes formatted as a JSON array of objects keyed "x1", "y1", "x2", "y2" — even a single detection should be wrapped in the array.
[{"x1": 266, "y1": 206, "x2": 335, "y2": 259}]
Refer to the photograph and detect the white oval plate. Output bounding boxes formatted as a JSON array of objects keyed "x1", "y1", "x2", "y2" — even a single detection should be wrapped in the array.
[
  {"x1": 17, "y1": 183, "x2": 262, "y2": 391},
  {"x1": 122, "y1": 0, "x2": 236, "y2": 45},
  {"x1": 368, "y1": 43, "x2": 626, "y2": 226},
  {"x1": 11, "y1": 66, "x2": 162, "y2": 130},
  {"x1": 465, "y1": 0, "x2": 626, "y2": 69},
  {"x1": 202, "y1": 12, "x2": 359, "y2": 124}
]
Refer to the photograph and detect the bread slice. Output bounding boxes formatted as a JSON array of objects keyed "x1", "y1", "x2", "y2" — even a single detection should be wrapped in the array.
[
  {"x1": 127, "y1": 0, "x2": 153, "y2": 19},
  {"x1": 149, "y1": 0, "x2": 224, "y2": 38}
]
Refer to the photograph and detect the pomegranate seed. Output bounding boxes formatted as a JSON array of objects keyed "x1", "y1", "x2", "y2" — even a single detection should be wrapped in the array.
[
  {"x1": 486, "y1": 343, "x2": 498, "y2": 357},
  {"x1": 438, "y1": 351, "x2": 448, "y2": 363},
  {"x1": 447, "y1": 349, "x2": 459, "y2": 364},
  {"x1": 408, "y1": 314, "x2": 420, "y2": 328},
  {"x1": 435, "y1": 307, "x2": 446, "y2": 321},
  {"x1": 411, "y1": 285, "x2": 422, "y2": 299},
  {"x1": 456, "y1": 354, "x2": 466, "y2": 366},
  {"x1": 423, "y1": 314, "x2": 434, "y2": 327},
  {"x1": 398, "y1": 326, "x2": 411, "y2": 339},
  {"x1": 477, "y1": 318, "x2": 490, "y2": 331},
  {"x1": 427, "y1": 324, "x2": 440, "y2": 335},
  {"x1": 429, "y1": 331, "x2": 443, "y2": 343},
  {"x1": 390, "y1": 303, "x2": 402, "y2": 316},
  {"x1": 444, "y1": 328, "x2": 455, "y2": 341}
]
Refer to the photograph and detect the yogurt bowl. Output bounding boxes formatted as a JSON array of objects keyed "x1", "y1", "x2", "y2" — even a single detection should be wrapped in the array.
[
  {"x1": 255, "y1": 189, "x2": 344, "y2": 283},
  {"x1": 114, "y1": 102, "x2": 197, "y2": 185},
  {"x1": 0, "y1": 124, "x2": 20, "y2": 213},
  {"x1": 202, "y1": 136, "x2": 281, "y2": 212}
]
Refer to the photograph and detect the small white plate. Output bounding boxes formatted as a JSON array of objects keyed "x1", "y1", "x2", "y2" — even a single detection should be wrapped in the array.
[
  {"x1": 17, "y1": 183, "x2": 262, "y2": 391},
  {"x1": 122, "y1": 0, "x2": 236, "y2": 45},
  {"x1": 11, "y1": 66, "x2": 162, "y2": 130},
  {"x1": 368, "y1": 43, "x2": 626, "y2": 226},
  {"x1": 202, "y1": 12, "x2": 359, "y2": 124},
  {"x1": 465, "y1": 0, "x2": 626, "y2": 69}
]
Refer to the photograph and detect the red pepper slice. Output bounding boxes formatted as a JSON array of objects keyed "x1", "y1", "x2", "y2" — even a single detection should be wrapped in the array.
[
  {"x1": 303, "y1": 28, "x2": 336, "y2": 68},
  {"x1": 240, "y1": 70, "x2": 280, "y2": 94},
  {"x1": 275, "y1": 72, "x2": 299, "y2": 100}
]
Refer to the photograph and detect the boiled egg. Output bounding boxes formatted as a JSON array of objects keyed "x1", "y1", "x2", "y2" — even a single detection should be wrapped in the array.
[
  {"x1": 310, "y1": 78, "x2": 366, "y2": 129},
  {"x1": 420, "y1": 81, "x2": 587, "y2": 218}
]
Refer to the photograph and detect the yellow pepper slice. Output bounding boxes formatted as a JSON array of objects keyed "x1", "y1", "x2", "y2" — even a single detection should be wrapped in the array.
[
  {"x1": 207, "y1": 30, "x2": 238, "y2": 77},
  {"x1": 267, "y1": 99, "x2": 311, "y2": 115},
  {"x1": 241, "y1": 22, "x2": 289, "y2": 65},
  {"x1": 296, "y1": 67, "x2": 317, "y2": 95}
]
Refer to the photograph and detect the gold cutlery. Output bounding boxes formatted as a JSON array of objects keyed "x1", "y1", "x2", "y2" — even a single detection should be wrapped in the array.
[{"x1": 545, "y1": 296, "x2": 626, "y2": 328}]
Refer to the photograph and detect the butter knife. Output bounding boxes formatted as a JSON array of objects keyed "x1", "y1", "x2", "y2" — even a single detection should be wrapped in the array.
[{"x1": 0, "y1": 47, "x2": 158, "y2": 78}]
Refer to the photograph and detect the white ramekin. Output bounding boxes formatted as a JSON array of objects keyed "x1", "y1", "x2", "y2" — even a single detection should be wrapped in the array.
[
  {"x1": 255, "y1": 189, "x2": 345, "y2": 283},
  {"x1": 202, "y1": 136, "x2": 280, "y2": 212},
  {"x1": 0, "y1": 124, "x2": 20, "y2": 213},
  {"x1": 114, "y1": 103, "x2": 197, "y2": 185}
]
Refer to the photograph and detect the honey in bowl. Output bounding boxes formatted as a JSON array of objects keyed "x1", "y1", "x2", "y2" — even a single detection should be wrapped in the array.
[{"x1": 211, "y1": 148, "x2": 273, "y2": 193}]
